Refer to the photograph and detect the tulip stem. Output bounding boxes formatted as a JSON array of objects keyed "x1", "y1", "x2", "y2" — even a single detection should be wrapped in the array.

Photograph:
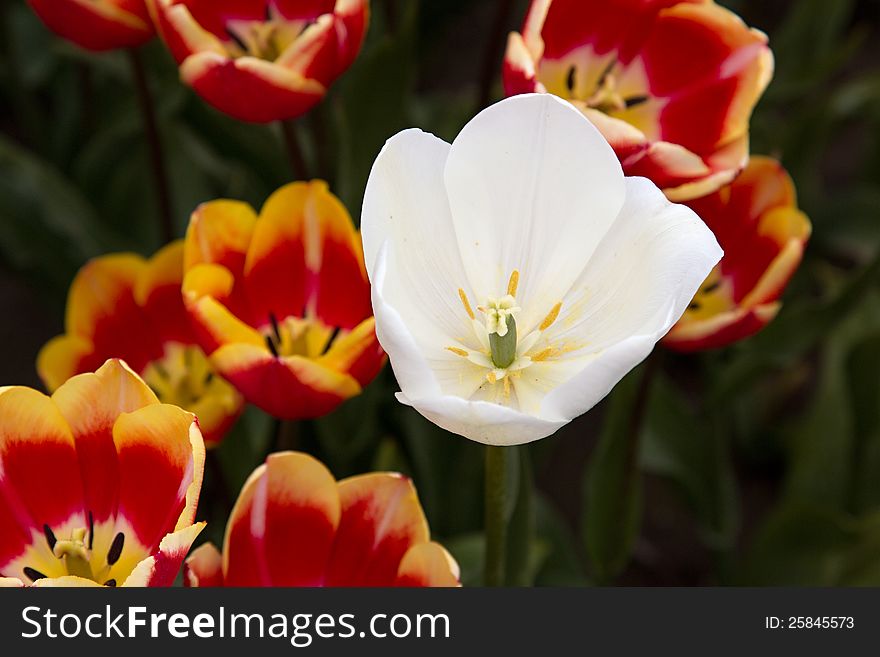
[
  {"x1": 127, "y1": 48, "x2": 174, "y2": 245},
  {"x1": 484, "y1": 444, "x2": 509, "y2": 586},
  {"x1": 280, "y1": 119, "x2": 309, "y2": 181}
]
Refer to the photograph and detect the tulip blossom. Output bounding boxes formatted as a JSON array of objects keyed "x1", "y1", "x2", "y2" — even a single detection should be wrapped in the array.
[
  {"x1": 148, "y1": 0, "x2": 369, "y2": 123},
  {"x1": 27, "y1": 0, "x2": 154, "y2": 51},
  {"x1": 182, "y1": 181, "x2": 384, "y2": 420},
  {"x1": 184, "y1": 451, "x2": 460, "y2": 587},
  {"x1": 38, "y1": 242, "x2": 244, "y2": 448},
  {"x1": 503, "y1": 0, "x2": 773, "y2": 201},
  {"x1": 664, "y1": 157, "x2": 811, "y2": 351},
  {"x1": 0, "y1": 359, "x2": 205, "y2": 587},
  {"x1": 361, "y1": 93, "x2": 722, "y2": 445}
]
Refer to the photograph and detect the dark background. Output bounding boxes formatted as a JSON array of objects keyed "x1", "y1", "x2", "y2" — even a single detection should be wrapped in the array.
[{"x1": 2, "y1": 0, "x2": 880, "y2": 586}]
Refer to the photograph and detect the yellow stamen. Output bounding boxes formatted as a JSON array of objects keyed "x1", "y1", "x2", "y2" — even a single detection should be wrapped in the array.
[
  {"x1": 458, "y1": 288, "x2": 476, "y2": 320},
  {"x1": 503, "y1": 375, "x2": 511, "y2": 399},
  {"x1": 446, "y1": 346, "x2": 469, "y2": 358},
  {"x1": 487, "y1": 371, "x2": 497, "y2": 384},
  {"x1": 507, "y1": 270, "x2": 520, "y2": 296},
  {"x1": 539, "y1": 302, "x2": 562, "y2": 331},
  {"x1": 530, "y1": 347, "x2": 556, "y2": 362}
]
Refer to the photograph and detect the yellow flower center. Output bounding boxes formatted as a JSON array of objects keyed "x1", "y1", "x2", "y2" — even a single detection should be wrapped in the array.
[
  {"x1": 224, "y1": 13, "x2": 310, "y2": 62},
  {"x1": 143, "y1": 343, "x2": 223, "y2": 409},
  {"x1": 262, "y1": 313, "x2": 337, "y2": 359},
  {"x1": 22, "y1": 519, "x2": 127, "y2": 586}
]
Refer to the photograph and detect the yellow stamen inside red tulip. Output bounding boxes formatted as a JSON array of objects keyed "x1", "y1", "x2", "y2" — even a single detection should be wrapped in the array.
[
  {"x1": 262, "y1": 313, "x2": 337, "y2": 359},
  {"x1": 224, "y1": 11, "x2": 310, "y2": 62},
  {"x1": 679, "y1": 268, "x2": 733, "y2": 322},
  {"x1": 143, "y1": 343, "x2": 233, "y2": 410},
  {"x1": 23, "y1": 520, "x2": 124, "y2": 586},
  {"x1": 538, "y1": 53, "x2": 657, "y2": 138}
]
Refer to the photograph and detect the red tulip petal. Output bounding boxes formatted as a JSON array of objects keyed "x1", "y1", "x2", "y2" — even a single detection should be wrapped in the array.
[
  {"x1": 502, "y1": 32, "x2": 542, "y2": 96},
  {"x1": 211, "y1": 344, "x2": 360, "y2": 419},
  {"x1": 223, "y1": 452, "x2": 341, "y2": 586},
  {"x1": 318, "y1": 317, "x2": 385, "y2": 388},
  {"x1": 307, "y1": 181, "x2": 372, "y2": 329},
  {"x1": 52, "y1": 360, "x2": 158, "y2": 526},
  {"x1": 181, "y1": 52, "x2": 326, "y2": 123},
  {"x1": 395, "y1": 542, "x2": 461, "y2": 587},
  {"x1": 184, "y1": 199, "x2": 257, "y2": 277},
  {"x1": 242, "y1": 183, "x2": 310, "y2": 329},
  {"x1": 122, "y1": 522, "x2": 205, "y2": 587},
  {"x1": 184, "y1": 541, "x2": 223, "y2": 587},
  {"x1": 28, "y1": 0, "x2": 154, "y2": 51},
  {"x1": 113, "y1": 404, "x2": 205, "y2": 550},
  {"x1": 136, "y1": 240, "x2": 196, "y2": 346},
  {"x1": 664, "y1": 302, "x2": 779, "y2": 352},
  {"x1": 0, "y1": 387, "x2": 83, "y2": 565},
  {"x1": 64, "y1": 254, "x2": 161, "y2": 374},
  {"x1": 326, "y1": 473, "x2": 430, "y2": 586},
  {"x1": 243, "y1": 181, "x2": 371, "y2": 331}
]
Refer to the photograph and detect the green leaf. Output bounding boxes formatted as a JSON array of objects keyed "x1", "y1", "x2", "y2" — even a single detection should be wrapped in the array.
[
  {"x1": 0, "y1": 134, "x2": 127, "y2": 295},
  {"x1": 641, "y1": 373, "x2": 739, "y2": 553},
  {"x1": 582, "y1": 363, "x2": 650, "y2": 583},
  {"x1": 533, "y1": 495, "x2": 588, "y2": 587}
]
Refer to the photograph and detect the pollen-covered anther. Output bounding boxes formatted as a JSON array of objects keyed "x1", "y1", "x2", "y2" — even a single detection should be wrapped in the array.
[
  {"x1": 539, "y1": 302, "x2": 562, "y2": 331},
  {"x1": 458, "y1": 289, "x2": 476, "y2": 320}
]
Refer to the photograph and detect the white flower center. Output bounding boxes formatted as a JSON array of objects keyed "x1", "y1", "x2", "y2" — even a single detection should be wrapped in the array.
[
  {"x1": 481, "y1": 295, "x2": 520, "y2": 338},
  {"x1": 446, "y1": 270, "x2": 564, "y2": 405}
]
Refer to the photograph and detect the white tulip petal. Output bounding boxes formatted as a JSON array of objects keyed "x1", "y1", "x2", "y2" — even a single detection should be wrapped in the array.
[
  {"x1": 362, "y1": 128, "x2": 475, "y2": 349},
  {"x1": 537, "y1": 178, "x2": 722, "y2": 421},
  {"x1": 372, "y1": 245, "x2": 487, "y2": 401},
  {"x1": 397, "y1": 392, "x2": 566, "y2": 446},
  {"x1": 370, "y1": 244, "x2": 442, "y2": 401},
  {"x1": 444, "y1": 93, "x2": 625, "y2": 332},
  {"x1": 546, "y1": 177, "x2": 723, "y2": 355},
  {"x1": 540, "y1": 335, "x2": 657, "y2": 422}
]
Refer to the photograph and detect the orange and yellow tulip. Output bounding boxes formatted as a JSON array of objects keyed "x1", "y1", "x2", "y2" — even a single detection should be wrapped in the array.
[
  {"x1": 148, "y1": 0, "x2": 369, "y2": 123},
  {"x1": 503, "y1": 0, "x2": 773, "y2": 201},
  {"x1": 0, "y1": 360, "x2": 205, "y2": 587},
  {"x1": 182, "y1": 181, "x2": 385, "y2": 420},
  {"x1": 27, "y1": 0, "x2": 154, "y2": 51},
  {"x1": 184, "y1": 451, "x2": 459, "y2": 587},
  {"x1": 665, "y1": 157, "x2": 811, "y2": 351},
  {"x1": 38, "y1": 241, "x2": 244, "y2": 448}
]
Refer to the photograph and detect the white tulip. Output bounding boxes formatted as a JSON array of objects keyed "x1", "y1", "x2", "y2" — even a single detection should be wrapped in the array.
[{"x1": 362, "y1": 94, "x2": 722, "y2": 446}]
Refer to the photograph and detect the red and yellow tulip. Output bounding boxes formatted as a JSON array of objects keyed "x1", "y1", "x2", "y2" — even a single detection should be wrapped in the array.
[
  {"x1": 503, "y1": 0, "x2": 773, "y2": 201},
  {"x1": 27, "y1": 0, "x2": 154, "y2": 51},
  {"x1": 148, "y1": 0, "x2": 369, "y2": 123},
  {"x1": 184, "y1": 451, "x2": 459, "y2": 587},
  {"x1": 38, "y1": 242, "x2": 244, "y2": 448},
  {"x1": 182, "y1": 181, "x2": 384, "y2": 420},
  {"x1": 0, "y1": 359, "x2": 205, "y2": 587},
  {"x1": 665, "y1": 157, "x2": 811, "y2": 351}
]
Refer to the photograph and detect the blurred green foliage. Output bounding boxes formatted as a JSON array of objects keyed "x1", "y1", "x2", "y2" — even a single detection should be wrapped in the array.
[{"x1": 2, "y1": 0, "x2": 880, "y2": 586}]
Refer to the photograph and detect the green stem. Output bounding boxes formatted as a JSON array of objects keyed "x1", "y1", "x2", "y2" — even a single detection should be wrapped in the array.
[
  {"x1": 279, "y1": 119, "x2": 309, "y2": 181},
  {"x1": 127, "y1": 48, "x2": 174, "y2": 245},
  {"x1": 484, "y1": 445, "x2": 509, "y2": 586},
  {"x1": 271, "y1": 417, "x2": 298, "y2": 455}
]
